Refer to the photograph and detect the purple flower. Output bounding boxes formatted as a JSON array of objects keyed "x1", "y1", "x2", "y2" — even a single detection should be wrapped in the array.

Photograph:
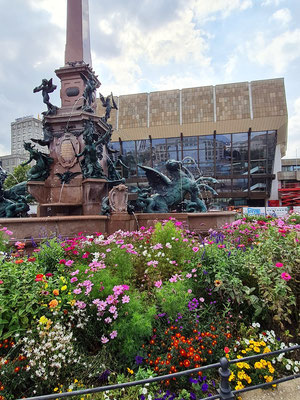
[
  {"x1": 135, "y1": 355, "x2": 144, "y2": 365},
  {"x1": 201, "y1": 383, "x2": 209, "y2": 392}
]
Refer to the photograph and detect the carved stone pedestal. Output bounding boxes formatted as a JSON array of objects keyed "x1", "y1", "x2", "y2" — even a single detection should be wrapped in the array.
[{"x1": 82, "y1": 178, "x2": 108, "y2": 215}]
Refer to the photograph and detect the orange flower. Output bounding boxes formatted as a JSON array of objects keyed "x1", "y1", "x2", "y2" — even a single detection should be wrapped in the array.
[
  {"x1": 15, "y1": 259, "x2": 24, "y2": 264},
  {"x1": 49, "y1": 299, "x2": 58, "y2": 308},
  {"x1": 14, "y1": 367, "x2": 20, "y2": 373},
  {"x1": 183, "y1": 360, "x2": 191, "y2": 368},
  {"x1": 53, "y1": 289, "x2": 59, "y2": 296}
]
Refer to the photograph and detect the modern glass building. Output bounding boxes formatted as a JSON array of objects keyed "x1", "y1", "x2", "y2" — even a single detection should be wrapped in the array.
[{"x1": 96, "y1": 78, "x2": 288, "y2": 209}]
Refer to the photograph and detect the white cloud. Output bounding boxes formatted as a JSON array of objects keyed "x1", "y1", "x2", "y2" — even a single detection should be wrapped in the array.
[
  {"x1": 224, "y1": 54, "x2": 239, "y2": 81},
  {"x1": 286, "y1": 97, "x2": 300, "y2": 158},
  {"x1": 28, "y1": 0, "x2": 66, "y2": 29},
  {"x1": 261, "y1": 0, "x2": 285, "y2": 6},
  {"x1": 191, "y1": 0, "x2": 252, "y2": 20},
  {"x1": 246, "y1": 29, "x2": 300, "y2": 74},
  {"x1": 270, "y1": 8, "x2": 292, "y2": 26}
]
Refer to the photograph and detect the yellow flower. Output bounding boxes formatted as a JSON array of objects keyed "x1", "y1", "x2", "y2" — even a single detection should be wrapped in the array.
[
  {"x1": 254, "y1": 362, "x2": 263, "y2": 369},
  {"x1": 229, "y1": 372, "x2": 235, "y2": 382},
  {"x1": 237, "y1": 362, "x2": 244, "y2": 369},
  {"x1": 237, "y1": 355, "x2": 243, "y2": 359},
  {"x1": 241, "y1": 350, "x2": 246, "y2": 354},
  {"x1": 235, "y1": 381, "x2": 244, "y2": 390},
  {"x1": 44, "y1": 283, "x2": 48, "y2": 289},
  {"x1": 260, "y1": 341, "x2": 266, "y2": 347},
  {"x1": 268, "y1": 365, "x2": 275, "y2": 374},
  {"x1": 264, "y1": 375, "x2": 273, "y2": 383},
  {"x1": 127, "y1": 368, "x2": 134, "y2": 375},
  {"x1": 263, "y1": 347, "x2": 271, "y2": 353},
  {"x1": 54, "y1": 388, "x2": 59, "y2": 392},
  {"x1": 254, "y1": 346, "x2": 260, "y2": 353},
  {"x1": 60, "y1": 276, "x2": 67, "y2": 283},
  {"x1": 243, "y1": 362, "x2": 251, "y2": 369},
  {"x1": 61, "y1": 285, "x2": 67, "y2": 291},
  {"x1": 237, "y1": 371, "x2": 245, "y2": 380},
  {"x1": 39, "y1": 315, "x2": 48, "y2": 325},
  {"x1": 74, "y1": 379, "x2": 78, "y2": 383}
]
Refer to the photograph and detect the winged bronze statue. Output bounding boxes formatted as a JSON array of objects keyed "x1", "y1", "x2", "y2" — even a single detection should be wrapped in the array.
[{"x1": 138, "y1": 160, "x2": 218, "y2": 213}]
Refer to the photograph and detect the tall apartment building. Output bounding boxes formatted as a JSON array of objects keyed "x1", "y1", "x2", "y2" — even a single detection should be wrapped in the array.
[
  {"x1": 96, "y1": 78, "x2": 287, "y2": 208},
  {"x1": 0, "y1": 115, "x2": 43, "y2": 174},
  {"x1": 11, "y1": 115, "x2": 43, "y2": 156}
]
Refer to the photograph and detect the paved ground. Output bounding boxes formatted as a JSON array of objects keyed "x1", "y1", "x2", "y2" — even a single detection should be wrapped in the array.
[{"x1": 240, "y1": 378, "x2": 300, "y2": 400}]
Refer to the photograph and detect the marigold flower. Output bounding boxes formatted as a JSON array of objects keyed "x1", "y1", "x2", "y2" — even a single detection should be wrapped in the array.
[
  {"x1": 53, "y1": 289, "x2": 59, "y2": 296},
  {"x1": 49, "y1": 299, "x2": 58, "y2": 308},
  {"x1": 14, "y1": 367, "x2": 20, "y2": 373}
]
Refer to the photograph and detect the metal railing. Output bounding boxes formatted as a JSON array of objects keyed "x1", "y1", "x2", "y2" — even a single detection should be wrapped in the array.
[{"x1": 18, "y1": 345, "x2": 300, "y2": 400}]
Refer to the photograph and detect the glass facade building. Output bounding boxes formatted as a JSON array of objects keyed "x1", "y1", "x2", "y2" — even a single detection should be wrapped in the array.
[{"x1": 98, "y1": 78, "x2": 288, "y2": 208}]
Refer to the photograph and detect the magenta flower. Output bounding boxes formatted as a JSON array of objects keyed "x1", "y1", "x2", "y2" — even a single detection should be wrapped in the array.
[
  {"x1": 281, "y1": 272, "x2": 291, "y2": 281},
  {"x1": 70, "y1": 277, "x2": 78, "y2": 283},
  {"x1": 154, "y1": 280, "x2": 162, "y2": 288},
  {"x1": 192, "y1": 247, "x2": 199, "y2": 252},
  {"x1": 275, "y1": 262, "x2": 283, "y2": 268},
  {"x1": 0, "y1": 280, "x2": 3, "y2": 284},
  {"x1": 65, "y1": 260, "x2": 74, "y2": 267}
]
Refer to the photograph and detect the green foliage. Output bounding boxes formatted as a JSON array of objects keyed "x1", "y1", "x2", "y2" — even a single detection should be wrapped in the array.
[
  {"x1": 113, "y1": 292, "x2": 156, "y2": 362},
  {"x1": 155, "y1": 280, "x2": 193, "y2": 319},
  {"x1": 0, "y1": 260, "x2": 42, "y2": 338},
  {"x1": 36, "y1": 237, "x2": 65, "y2": 273},
  {"x1": 3, "y1": 164, "x2": 30, "y2": 189}
]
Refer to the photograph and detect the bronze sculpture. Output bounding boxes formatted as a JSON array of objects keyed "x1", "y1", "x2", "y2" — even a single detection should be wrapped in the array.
[
  {"x1": 33, "y1": 78, "x2": 58, "y2": 115},
  {"x1": 22, "y1": 142, "x2": 54, "y2": 181},
  {"x1": 80, "y1": 72, "x2": 98, "y2": 112},
  {"x1": 137, "y1": 160, "x2": 218, "y2": 213},
  {"x1": 99, "y1": 92, "x2": 118, "y2": 122}
]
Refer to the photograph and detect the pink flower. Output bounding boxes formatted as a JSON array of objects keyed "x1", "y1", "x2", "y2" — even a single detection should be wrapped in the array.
[
  {"x1": 192, "y1": 247, "x2": 199, "y2": 252},
  {"x1": 110, "y1": 330, "x2": 118, "y2": 339},
  {"x1": 65, "y1": 260, "x2": 74, "y2": 267},
  {"x1": 71, "y1": 269, "x2": 79, "y2": 276},
  {"x1": 187, "y1": 289, "x2": 192, "y2": 294},
  {"x1": 109, "y1": 305, "x2": 117, "y2": 314},
  {"x1": 281, "y1": 272, "x2": 291, "y2": 281},
  {"x1": 122, "y1": 295, "x2": 130, "y2": 303},
  {"x1": 199, "y1": 297, "x2": 205, "y2": 302},
  {"x1": 154, "y1": 280, "x2": 162, "y2": 288},
  {"x1": 101, "y1": 335, "x2": 109, "y2": 344},
  {"x1": 105, "y1": 317, "x2": 112, "y2": 324},
  {"x1": 275, "y1": 262, "x2": 283, "y2": 268},
  {"x1": 45, "y1": 273, "x2": 53, "y2": 277},
  {"x1": 70, "y1": 277, "x2": 78, "y2": 283},
  {"x1": 75, "y1": 300, "x2": 86, "y2": 309},
  {"x1": 73, "y1": 288, "x2": 82, "y2": 294},
  {"x1": 33, "y1": 248, "x2": 41, "y2": 253},
  {"x1": 82, "y1": 252, "x2": 89, "y2": 258},
  {"x1": 106, "y1": 248, "x2": 111, "y2": 252},
  {"x1": 122, "y1": 284, "x2": 130, "y2": 291},
  {"x1": 0, "y1": 280, "x2": 3, "y2": 284},
  {"x1": 6, "y1": 230, "x2": 13, "y2": 236}
]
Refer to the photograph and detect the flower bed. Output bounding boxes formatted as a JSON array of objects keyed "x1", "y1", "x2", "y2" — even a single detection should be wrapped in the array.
[{"x1": 0, "y1": 216, "x2": 299, "y2": 400}]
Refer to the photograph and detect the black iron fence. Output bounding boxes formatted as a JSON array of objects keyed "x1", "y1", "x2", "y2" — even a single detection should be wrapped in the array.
[{"x1": 18, "y1": 345, "x2": 300, "y2": 400}]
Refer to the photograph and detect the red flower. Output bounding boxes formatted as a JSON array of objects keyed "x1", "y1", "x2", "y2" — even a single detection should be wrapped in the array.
[
  {"x1": 28, "y1": 257, "x2": 36, "y2": 262},
  {"x1": 35, "y1": 274, "x2": 44, "y2": 282},
  {"x1": 224, "y1": 347, "x2": 230, "y2": 354},
  {"x1": 183, "y1": 360, "x2": 191, "y2": 368}
]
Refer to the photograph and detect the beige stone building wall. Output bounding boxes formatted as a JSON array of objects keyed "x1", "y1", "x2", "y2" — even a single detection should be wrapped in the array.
[
  {"x1": 118, "y1": 93, "x2": 148, "y2": 129},
  {"x1": 182, "y1": 86, "x2": 214, "y2": 123},
  {"x1": 216, "y1": 82, "x2": 250, "y2": 121},
  {"x1": 149, "y1": 89, "x2": 180, "y2": 127},
  {"x1": 251, "y1": 78, "x2": 286, "y2": 118},
  {"x1": 96, "y1": 78, "x2": 288, "y2": 153}
]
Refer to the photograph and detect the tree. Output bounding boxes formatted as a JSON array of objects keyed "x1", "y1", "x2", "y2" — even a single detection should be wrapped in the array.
[{"x1": 3, "y1": 164, "x2": 30, "y2": 190}]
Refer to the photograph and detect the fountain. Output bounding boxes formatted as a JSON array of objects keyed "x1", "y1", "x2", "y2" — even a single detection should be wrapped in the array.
[{"x1": 0, "y1": 0, "x2": 235, "y2": 243}]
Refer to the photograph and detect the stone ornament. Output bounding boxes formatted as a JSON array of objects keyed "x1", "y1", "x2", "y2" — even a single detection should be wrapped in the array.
[
  {"x1": 108, "y1": 184, "x2": 128, "y2": 213},
  {"x1": 56, "y1": 132, "x2": 80, "y2": 169}
]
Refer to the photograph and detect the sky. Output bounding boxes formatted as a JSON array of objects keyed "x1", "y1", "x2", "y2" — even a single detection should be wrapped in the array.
[{"x1": 0, "y1": 0, "x2": 300, "y2": 158}]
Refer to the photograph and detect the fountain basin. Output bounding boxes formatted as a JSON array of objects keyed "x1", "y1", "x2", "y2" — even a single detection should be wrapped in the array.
[{"x1": 0, "y1": 211, "x2": 236, "y2": 246}]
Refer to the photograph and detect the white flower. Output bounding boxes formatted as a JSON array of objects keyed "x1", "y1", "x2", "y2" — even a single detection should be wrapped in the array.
[
  {"x1": 141, "y1": 387, "x2": 148, "y2": 395},
  {"x1": 286, "y1": 364, "x2": 291, "y2": 370}
]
